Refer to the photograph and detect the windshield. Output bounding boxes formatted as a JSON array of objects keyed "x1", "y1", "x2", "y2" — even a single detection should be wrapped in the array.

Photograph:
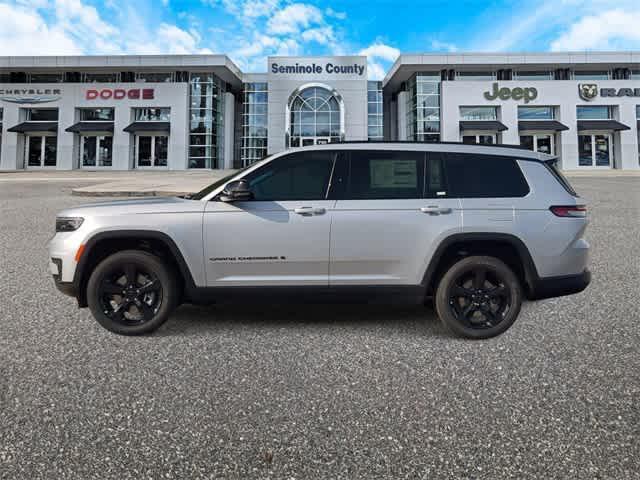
[{"x1": 189, "y1": 158, "x2": 269, "y2": 200}]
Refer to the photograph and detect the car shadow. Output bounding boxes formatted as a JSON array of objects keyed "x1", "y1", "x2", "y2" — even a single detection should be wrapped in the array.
[{"x1": 157, "y1": 302, "x2": 452, "y2": 338}]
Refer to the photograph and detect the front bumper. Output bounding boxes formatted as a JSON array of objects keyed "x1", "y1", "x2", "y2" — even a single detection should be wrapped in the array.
[{"x1": 529, "y1": 269, "x2": 591, "y2": 300}]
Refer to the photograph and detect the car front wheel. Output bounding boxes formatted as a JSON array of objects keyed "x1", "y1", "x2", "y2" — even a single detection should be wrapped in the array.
[
  {"x1": 435, "y1": 255, "x2": 522, "y2": 339},
  {"x1": 86, "y1": 250, "x2": 178, "y2": 335}
]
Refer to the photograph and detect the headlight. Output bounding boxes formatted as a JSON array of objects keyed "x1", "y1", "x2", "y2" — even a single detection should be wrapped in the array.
[{"x1": 56, "y1": 217, "x2": 84, "y2": 232}]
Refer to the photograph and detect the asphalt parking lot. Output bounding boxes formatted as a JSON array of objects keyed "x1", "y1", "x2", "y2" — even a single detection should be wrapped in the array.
[{"x1": 0, "y1": 177, "x2": 638, "y2": 479}]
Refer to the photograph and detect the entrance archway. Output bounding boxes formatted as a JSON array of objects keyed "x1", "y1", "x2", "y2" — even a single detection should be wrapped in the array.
[{"x1": 286, "y1": 83, "x2": 344, "y2": 148}]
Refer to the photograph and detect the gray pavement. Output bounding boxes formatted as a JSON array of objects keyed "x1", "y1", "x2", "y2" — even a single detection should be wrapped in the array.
[{"x1": 0, "y1": 177, "x2": 639, "y2": 479}]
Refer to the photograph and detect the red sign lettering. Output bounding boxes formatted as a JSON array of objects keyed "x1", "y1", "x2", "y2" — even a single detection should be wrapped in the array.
[{"x1": 84, "y1": 88, "x2": 155, "y2": 101}]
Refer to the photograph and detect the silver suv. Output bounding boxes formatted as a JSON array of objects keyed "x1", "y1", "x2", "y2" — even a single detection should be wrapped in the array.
[{"x1": 49, "y1": 142, "x2": 590, "y2": 338}]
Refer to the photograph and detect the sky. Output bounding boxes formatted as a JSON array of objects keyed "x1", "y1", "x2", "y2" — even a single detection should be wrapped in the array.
[{"x1": 1, "y1": 0, "x2": 640, "y2": 79}]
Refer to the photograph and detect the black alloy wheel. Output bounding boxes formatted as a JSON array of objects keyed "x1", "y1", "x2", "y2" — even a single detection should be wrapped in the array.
[
  {"x1": 98, "y1": 263, "x2": 163, "y2": 326},
  {"x1": 87, "y1": 250, "x2": 178, "y2": 335},
  {"x1": 435, "y1": 256, "x2": 522, "y2": 339}
]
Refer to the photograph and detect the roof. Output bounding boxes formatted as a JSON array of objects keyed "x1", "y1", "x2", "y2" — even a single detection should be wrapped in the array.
[
  {"x1": 383, "y1": 51, "x2": 640, "y2": 91},
  {"x1": 0, "y1": 54, "x2": 243, "y2": 88},
  {"x1": 280, "y1": 141, "x2": 554, "y2": 162}
]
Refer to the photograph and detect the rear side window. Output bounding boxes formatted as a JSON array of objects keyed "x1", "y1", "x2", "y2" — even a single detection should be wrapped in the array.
[
  {"x1": 244, "y1": 151, "x2": 334, "y2": 201},
  {"x1": 544, "y1": 160, "x2": 578, "y2": 196},
  {"x1": 346, "y1": 150, "x2": 425, "y2": 199},
  {"x1": 444, "y1": 153, "x2": 529, "y2": 198}
]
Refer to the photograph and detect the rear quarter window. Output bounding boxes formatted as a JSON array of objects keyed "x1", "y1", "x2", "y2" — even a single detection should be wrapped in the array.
[{"x1": 443, "y1": 153, "x2": 530, "y2": 198}]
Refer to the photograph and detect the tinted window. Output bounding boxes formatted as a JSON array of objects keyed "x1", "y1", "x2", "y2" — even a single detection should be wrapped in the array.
[
  {"x1": 245, "y1": 151, "x2": 334, "y2": 201},
  {"x1": 347, "y1": 150, "x2": 424, "y2": 199},
  {"x1": 425, "y1": 154, "x2": 448, "y2": 198},
  {"x1": 444, "y1": 153, "x2": 529, "y2": 198}
]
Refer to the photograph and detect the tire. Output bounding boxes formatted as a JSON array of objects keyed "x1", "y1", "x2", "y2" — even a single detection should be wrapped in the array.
[
  {"x1": 86, "y1": 250, "x2": 178, "y2": 335},
  {"x1": 434, "y1": 255, "x2": 522, "y2": 339}
]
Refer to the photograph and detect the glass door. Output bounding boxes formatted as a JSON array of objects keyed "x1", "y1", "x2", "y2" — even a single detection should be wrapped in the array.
[
  {"x1": 26, "y1": 135, "x2": 57, "y2": 168},
  {"x1": 81, "y1": 135, "x2": 113, "y2": 168},
  {"x1": 520, "y1": 133, "x2": 554, "y2": 155},
  {"x1": 136, "y1": 135, "x2": 168, "y2": 168},
  {"x1": 579, "y1": 134, "x2": 612, "y2": 167},
  {"x1": 462, "y1": 134, "x2": 496, "y2": 145}
]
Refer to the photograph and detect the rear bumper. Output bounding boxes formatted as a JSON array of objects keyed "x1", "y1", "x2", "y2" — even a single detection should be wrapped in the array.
[{"x1": 529, "y1": 269, "x2": 591, "y2": 300}]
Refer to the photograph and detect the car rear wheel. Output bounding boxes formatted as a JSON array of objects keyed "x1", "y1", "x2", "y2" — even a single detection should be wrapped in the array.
[
  {"x1": 435, "y1": 255, "x2": 522, "y2": 339},
  {"x1": 86, "y1": 250, "x2": 178, "y2": 335}
]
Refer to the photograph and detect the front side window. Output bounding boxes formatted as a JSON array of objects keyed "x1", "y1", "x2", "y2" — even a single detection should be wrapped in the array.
[
  {"x1": 518, "y1": 106, "x2": 555, "y2": 120},
  {"x1": 444, "y1": 153, "x2": 529, "y2": 198},
  {"x1": 244, "y1": 151, "x2": 335, "y2": 201},
  {"x1": 460, "y1": 106, "x2": 498, "y2": 121},
  {"x1": 346, "y1": 151, "x2": 424, "y2": 200},
  {"x1": 134, "y1": 107, "x2": 171, "y2": 122},
  {"x1": 576, "y1": 106, "x2": 612, "y2": 120}
]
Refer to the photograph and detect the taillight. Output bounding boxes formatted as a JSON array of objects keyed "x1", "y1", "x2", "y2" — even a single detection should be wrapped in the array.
[{"x1": 550, "y1": 205, "x2": 587, "y2": 218}]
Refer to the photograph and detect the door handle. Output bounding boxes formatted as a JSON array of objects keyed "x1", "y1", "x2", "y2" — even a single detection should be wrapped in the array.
[
  {"x1": 294, "y1": 206, "x2": 326, "y2": 216},
  {"x1": 420, "y1": 206, "x2": 452, "y2": 215}
]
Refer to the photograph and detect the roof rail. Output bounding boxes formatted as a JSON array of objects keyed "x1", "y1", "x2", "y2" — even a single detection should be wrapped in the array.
[{"x1": 333, "y1": 139, "x2": 533, "y2": 151}]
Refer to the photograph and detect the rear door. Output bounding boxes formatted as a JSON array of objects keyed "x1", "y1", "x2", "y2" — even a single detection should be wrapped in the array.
[{"x1": 328, "y1": 149, "x2": 462, "y2": 286}]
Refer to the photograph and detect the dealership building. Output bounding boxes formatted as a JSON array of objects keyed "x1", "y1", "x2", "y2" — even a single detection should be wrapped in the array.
[{"x1": 1, "y1": 51, "x2": 640, "y2": 172}]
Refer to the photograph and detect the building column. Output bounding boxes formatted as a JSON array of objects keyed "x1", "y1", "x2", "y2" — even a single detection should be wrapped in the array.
[
  {"x1": 558, "y1": 103, "x2": 579, "y2": 170},
  {"x1": 619, "y1": 104, "x2": 639, "y2": 170},
  {"x1": 396, "y1": 91, "x2": 407, "y2": 141},
  {"x1": 500, "y1": 102, "x2": 519, "y2": 146},
  {"x1": 223, "y1": 92, "x2": 235, "y2": 169},
  {"x1": 0, "y1": 106, "x2": 21, "y2": 170}
]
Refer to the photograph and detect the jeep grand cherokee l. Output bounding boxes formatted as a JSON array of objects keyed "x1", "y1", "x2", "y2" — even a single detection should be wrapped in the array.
[{"x1": 49, "y1": 142, "x2": 590, "y2": 338}]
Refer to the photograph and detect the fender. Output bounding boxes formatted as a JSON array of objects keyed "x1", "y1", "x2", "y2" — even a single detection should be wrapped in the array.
[
  {"x1": 420, "y1": 232, "x2": 540, "y2": 295},
  {"x1": 73, "y1": 230, "x2": 198, "y2": 305}
]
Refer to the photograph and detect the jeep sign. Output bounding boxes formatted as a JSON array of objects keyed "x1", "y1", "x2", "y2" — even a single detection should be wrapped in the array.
[{"x1": 483, "y1": 83, "x2": 538, "y2": 103}]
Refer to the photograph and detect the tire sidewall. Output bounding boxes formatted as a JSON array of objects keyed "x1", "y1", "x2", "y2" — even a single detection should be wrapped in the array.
[
  {"x1": 86, "y1": 250, "x2": 177, "y2": 335},
  {"x1": 435, "y1": 256, "x2": 523, "y2": 339}
]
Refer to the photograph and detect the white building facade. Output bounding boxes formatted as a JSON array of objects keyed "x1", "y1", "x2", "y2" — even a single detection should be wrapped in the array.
[{"x1": 1, "y1": 52, "x2": 639, "y2": 172}]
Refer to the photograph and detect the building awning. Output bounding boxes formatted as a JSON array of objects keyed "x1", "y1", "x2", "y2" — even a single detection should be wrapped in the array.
[
  {"x1": 123, "y1": 121, "x2": 170, "y2": 133},
  {"x1": 459, "y1": 121, "x2": 508, "y2": 132},
  {"x1": 66, "y1": 121, "x2": 114, "y2": 133},
  {"x1": 577, "y1": 120, "x2": 630, "y2": 131},
  {"x1": 518, "y1": 120, "x2": 569, "y2": 132},
  {"x1": 7, "y1": 121, "x2": 58, "y2": 133}
]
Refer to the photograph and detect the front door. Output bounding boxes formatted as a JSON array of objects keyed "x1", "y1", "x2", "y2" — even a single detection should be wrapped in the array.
[
  {"x1": 462, "y1": 134, "x2": 496, "y2": 145},
  {"x1": 203, "y1": 150, "x2": 337, "y2": 286},
  {"x1": 329, "y1": 150, "x2": 462, "y2": 286},
  {"x1": 26, "y1": 135, "x2": 57, "y2": 168},
  {"x1": 579, "y1": 134, "x2": 612, "y2": 168}
]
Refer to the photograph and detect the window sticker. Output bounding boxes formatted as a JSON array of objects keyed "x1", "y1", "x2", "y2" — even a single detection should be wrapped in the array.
[{"x1": 370, "y1": 160, "x2": 417, "y2": 188}]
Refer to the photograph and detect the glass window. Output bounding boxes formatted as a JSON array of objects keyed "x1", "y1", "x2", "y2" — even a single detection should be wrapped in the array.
[
  {"x1": 83, "y1": 72, "x2": 119, "y2": 83},
  {"x1": 576, "y1": 106, "x2": 612, "y2": 120},
  {"x1": 631, "y1": 71, "x2": 640, "y2": 80},
  {"x1": 574, "y1": 70, "x2": 610, "y2": 80},
  {"x1": 29, "y1": 73, "x2": 63, "y2": 83},
  {"x1": 134, "y1": 107, "x2": 171, "y2": 121},
  {"x1": 27, "y1": 136, "x2": 43, "y2": 166},
  {"x1": 425, "y1": 155, "x2": 447, "y2": 198},
  {"x1": 460, "y1": 106, "x2": 498, "y2": 121},
  {"x1": 189, "y1": 72, "x2": 225, "y2": 169},
  {"x1": 44, "y1": 137, "x2": 57, "y2": 166},
  {"x1": 518, "y1": 106, "x2": 555, "y2": 120},
  {"x1": 135, "y1": 72, "x2": 174, "y2": 83},
  {"x1": 515, "y1": 71, "x2": 553, "y2": 80},
  {"x1": 346, "y1": 151, "x2": 424, "y2": 200},
  {"x1": 27, "y1": 108, "x2": 58, "y2": 121},
  {"x1": 456, "y1": 71, "x2": 496, "y2": 81},
  {"x1": 406, "y1": 73, "x2": 441, "y2": 142},
  {"x1": 444, "y1": 154, "x2": 529, "y2": 198},
  {"x1": 244, "y1": 151, "x2": 334, "y2": 201},
  {"x1": 80, "y1": 108, "x2": 114, "y2": 121},
  {"x1": 636, "y1": 105, "x2": 640, "y2": 118}
]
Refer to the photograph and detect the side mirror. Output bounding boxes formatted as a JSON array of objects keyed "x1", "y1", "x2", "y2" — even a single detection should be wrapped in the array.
[{"x1": 219, "y1": 179, "x2": 252, "y2": 202}]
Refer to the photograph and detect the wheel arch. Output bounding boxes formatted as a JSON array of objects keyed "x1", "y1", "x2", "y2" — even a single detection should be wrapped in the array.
[
  {"x1": 421, "y1": 233, "x2": 540, "y2": 299},
  {"x1": 73, "y1": 230, "x2": 197, "y2": 307}
]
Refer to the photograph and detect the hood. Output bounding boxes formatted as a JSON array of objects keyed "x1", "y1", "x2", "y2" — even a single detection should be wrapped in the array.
[{"x1": 57, "y1": 196, "x2": 206, "y2": 218}]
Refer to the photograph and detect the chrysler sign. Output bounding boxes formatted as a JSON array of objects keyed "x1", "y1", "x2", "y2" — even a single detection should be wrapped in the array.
[
  {"x1": 86, "y1": 88, "x2": 155, "y2": 100},
  {"x1": 0, "y1": 88, "x2": 62, "y2": 104}
]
